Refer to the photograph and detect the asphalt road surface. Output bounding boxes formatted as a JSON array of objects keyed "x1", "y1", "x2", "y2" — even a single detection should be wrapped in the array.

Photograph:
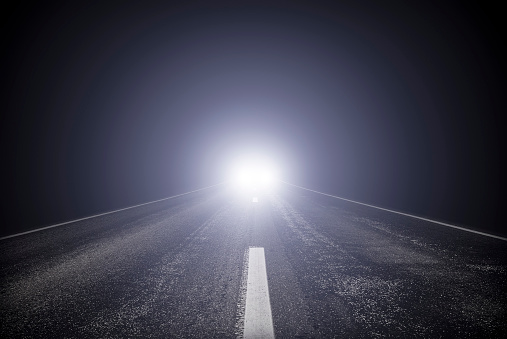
[{"x1": 1, "y1": 184, "x2": 506, "y2": 338}]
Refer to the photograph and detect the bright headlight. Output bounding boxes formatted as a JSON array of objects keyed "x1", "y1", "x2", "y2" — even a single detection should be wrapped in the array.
[{"x1": 229, "y1": 155, "x2": 279, "y2": 191}]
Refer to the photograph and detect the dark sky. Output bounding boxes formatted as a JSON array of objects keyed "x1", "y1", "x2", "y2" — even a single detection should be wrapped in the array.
[{"x1": 2, "y1": 1, "x2": 504, "y2": 236}]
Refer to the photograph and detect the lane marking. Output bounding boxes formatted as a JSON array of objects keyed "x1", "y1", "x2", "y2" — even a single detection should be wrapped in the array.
[
  {"x1": 0, "y1": 183, "x2": 225, "y2": 241},
  {"x1": 281, "y1": 181, "x2": 507, "y2": 241},
  {"x1": 244, "y1": 247, "x2": 275, "y2": 339}
]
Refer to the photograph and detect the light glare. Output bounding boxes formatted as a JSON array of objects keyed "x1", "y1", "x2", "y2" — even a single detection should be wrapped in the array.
[{"x1": 229, "y1": 155, "x2": 279, "y2": 192}]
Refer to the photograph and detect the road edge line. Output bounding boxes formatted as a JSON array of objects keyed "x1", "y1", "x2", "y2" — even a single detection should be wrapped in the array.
[
  {"x1": 0, "y1": 183, "x2": 225, "y2": 241},
  {"x1": 281, "y1": 181, "x2": 507, "y2": 241}
]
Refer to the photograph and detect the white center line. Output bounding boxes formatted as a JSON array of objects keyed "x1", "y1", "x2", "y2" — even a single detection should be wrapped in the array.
[{"x1": 244, "y1": 247, "x2": 275, "y2": 339}]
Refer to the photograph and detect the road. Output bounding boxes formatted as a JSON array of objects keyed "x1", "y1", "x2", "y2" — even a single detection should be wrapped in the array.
[{"x1": 1, "y1": 184, "x2": 506, "y2": 338}]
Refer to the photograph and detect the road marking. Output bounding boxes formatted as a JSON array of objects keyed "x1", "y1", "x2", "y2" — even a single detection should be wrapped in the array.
[
  {"x1": 0, "y1": 183, "x2": 225, "y2": 241},
  {"x1": 281, "y1": 181, "x2": 507, "y2": 241},
  {"x1": 244, "y1": 247, "x2": 275, "y2": 339}
]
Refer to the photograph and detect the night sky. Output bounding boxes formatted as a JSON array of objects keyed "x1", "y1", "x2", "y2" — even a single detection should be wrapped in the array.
[{"x1": 2, "y1": 1, "x2": 504, "y2": 237}]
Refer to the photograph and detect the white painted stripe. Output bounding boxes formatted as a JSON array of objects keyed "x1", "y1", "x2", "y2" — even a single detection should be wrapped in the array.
[
  {"x1": 0, "y1": 183, "x2": 225, "y2": 241},
  {"x1": 244, "y1": 247, "x2": 275, "y2": 339},
  {"x1": 280, "y1": 181, "x2": 507, "y2": 241}
]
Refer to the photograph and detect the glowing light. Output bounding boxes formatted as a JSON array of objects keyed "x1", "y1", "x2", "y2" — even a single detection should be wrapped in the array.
[{"x1": 229, "y1": 154, "x2": 279, "y2": 192}]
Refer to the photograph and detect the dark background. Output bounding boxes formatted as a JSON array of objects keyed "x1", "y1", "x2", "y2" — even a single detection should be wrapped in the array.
[{"x1": 2, "y1": 1, "x2": 504, "y2": 237}]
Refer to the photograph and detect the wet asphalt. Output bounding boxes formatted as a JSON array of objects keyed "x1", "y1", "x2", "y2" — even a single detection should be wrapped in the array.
[{"x1": 1, "y1": 185, "x2": 506, "y2": 338}]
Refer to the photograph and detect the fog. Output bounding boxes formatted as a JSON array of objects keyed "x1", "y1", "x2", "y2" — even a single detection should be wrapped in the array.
[{"x1": 2, "y1": 2, "x2": 504, "y2": 236}]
